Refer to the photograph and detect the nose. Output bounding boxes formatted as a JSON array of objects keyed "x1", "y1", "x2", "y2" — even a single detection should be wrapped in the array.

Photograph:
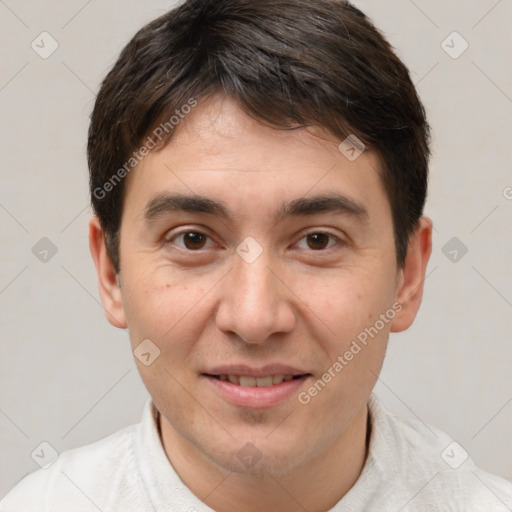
[{"x1": 215, "y1": 250, "x2": 296, "y2": 345}]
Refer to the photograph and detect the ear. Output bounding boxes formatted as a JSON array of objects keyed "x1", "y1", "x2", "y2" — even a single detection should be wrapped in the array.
[
  {"x1": 88, "y1": 216, "x2": 127, "y2": 329},
  {"x1": 390, "y1": 216, "x2": 432, "y2": 333}
]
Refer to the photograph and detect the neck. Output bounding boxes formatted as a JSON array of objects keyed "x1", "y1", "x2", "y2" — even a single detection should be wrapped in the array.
[{"x1": 159, "y1": 403, "x2": 370, "y2": 512}]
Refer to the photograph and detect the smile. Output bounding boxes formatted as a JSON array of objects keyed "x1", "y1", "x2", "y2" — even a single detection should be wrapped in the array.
[
  {"x1": 210, "y1": 374, "x2": 299, "y2": 387},
  {"x1": 203, "y1": 372, "x2": 311, "y2": 408}
]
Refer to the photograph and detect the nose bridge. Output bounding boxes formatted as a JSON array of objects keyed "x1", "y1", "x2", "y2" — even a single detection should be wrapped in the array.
[
  {"x1": 234, "y1": 253, "x2": 275, "y2": 310},
  {"x1": 215, "y1": 247, "x2": 295, "y2": 344}
]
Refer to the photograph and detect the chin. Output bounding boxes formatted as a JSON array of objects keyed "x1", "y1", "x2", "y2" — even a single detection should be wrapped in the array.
[{"x1": 201, "y1": 434, "x2": 313, "y2": 478}]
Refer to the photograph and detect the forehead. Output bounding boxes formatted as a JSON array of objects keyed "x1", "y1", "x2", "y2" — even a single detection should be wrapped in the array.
[{"x1": 122, "y1": 95, "x2": 390, "y2": 223}]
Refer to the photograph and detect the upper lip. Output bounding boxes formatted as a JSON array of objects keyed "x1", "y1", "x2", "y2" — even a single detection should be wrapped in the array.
[{"x1": 203, "y1": 364, "x2": 310, "y2": 378}]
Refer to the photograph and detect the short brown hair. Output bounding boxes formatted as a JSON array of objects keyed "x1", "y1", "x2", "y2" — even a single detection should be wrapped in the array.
[{"x1": 88, "y1": 0, "x2": 430, "y2": 273}]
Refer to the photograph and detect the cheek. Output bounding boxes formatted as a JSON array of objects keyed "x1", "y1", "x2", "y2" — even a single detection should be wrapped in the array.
[
  {"x1": 296, "y1": 278, "x2": 392, "y2": 419},
  {"x1": 297, "y1": 267, "x2": 395, "y2": 345},
  {"x1": 294, "y1": 269, "x2": 396, "y2": 406},
  {"x1": 121, "y1": 271, "x2": 213, "y2": 406},
  {"x1": 121, "y1": 265, "x2": 212, "y2": 352}
]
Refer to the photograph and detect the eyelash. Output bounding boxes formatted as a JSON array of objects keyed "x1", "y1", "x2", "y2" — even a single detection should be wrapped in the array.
[{"x1": 165, "y1": 229, "x2": 344, "y2": 253}]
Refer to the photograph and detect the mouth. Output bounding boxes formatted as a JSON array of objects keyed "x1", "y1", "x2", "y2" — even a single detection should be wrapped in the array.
[
  {"x1": 201, "y1": 367, "x2": 311, "y2": 408},
  {"x1": 205, "y1": 374, "x2": 306, "y2": 387}
]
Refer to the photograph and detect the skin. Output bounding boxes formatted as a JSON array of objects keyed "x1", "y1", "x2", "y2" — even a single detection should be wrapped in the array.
[{"x1": 90, "y1": 94, "x2": 432, "y2": 512}]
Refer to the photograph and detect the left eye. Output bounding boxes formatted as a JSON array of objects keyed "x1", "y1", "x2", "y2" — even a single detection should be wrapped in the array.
[{"x1": 295, "y1": 232, "x2": 340, "y2": 251}]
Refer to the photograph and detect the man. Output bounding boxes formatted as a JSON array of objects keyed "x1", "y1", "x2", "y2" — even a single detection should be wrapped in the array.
[{"x1": 2, "y1": 0, "x2": 511, "y2": 510}]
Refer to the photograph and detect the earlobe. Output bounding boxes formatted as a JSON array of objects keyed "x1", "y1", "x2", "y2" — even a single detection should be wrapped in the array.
[
  {"x1": 88, "y1": 216, "x2": 127, "y2": 329},
  {"x1": 390, "y1": 216, "x2": 433, "y2": 333}
]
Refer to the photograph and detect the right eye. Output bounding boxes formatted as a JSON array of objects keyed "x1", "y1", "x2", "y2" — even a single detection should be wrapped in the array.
[{"x1": 166, "y1": 230, "x2": 216, "y2": 251}]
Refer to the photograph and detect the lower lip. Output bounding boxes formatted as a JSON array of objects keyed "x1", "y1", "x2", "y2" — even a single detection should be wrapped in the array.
[{"x1": 202, "y1": 375, "x2": 309, "y2": 409}]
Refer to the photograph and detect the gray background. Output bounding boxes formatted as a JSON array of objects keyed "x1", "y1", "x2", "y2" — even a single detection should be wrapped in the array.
[{"x1": 1, "y1": 0, "x2": 511, "y2": 498}]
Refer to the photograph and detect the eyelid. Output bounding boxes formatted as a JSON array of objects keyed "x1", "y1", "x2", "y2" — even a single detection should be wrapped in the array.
[
  {"x1": 293, "y1": 229, "x2": 345, "y2": 251},
  {"x1": 164, "y1": 227, "x2": 347, "y2": 252},
  {"x1": 165, "y1": 227, "x2": 217, "y2": 250}
]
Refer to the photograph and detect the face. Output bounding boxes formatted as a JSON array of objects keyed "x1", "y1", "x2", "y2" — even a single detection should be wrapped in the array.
[{"x1": 93, "y1": 94, "x2": 427, "y2": 478}]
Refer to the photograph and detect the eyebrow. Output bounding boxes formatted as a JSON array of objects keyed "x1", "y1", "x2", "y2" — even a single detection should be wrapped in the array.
[{"x1": 143, "y1": 192, "x2": 369, "y2": 224}]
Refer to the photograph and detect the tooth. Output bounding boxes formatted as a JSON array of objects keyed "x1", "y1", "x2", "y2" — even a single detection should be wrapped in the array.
[
  {"x1": 228, "y1": 375, "x2": 239, "y2": 385},
  {"x1": 256, "y1": 376, "x2": 273, "y2": 387},
  {"x1": 219, "y1": 375, "x2": 228, "y2": 381},
  {"x1": 272, "y1": 375, "x2": 284, "y2": 385},
  {"x1": 239, "y1": 376, "x2": 257, "y2": 387},
  {"x1": 283, "y1": 376, "x2": 293, "y2": 381}
]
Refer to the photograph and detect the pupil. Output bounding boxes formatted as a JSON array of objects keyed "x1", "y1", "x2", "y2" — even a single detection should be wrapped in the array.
[
  {"x1": 184, "y1": 232, "x2": 205, "y2": 249},
  {"x1": 308, "y1": 233, "x2": 328, "y2": 250}
]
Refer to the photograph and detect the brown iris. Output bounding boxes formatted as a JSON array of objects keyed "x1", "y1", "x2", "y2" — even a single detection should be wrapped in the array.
[
  {"x1": 183, "y1": 232, "x2": 207, "y2": 250},
  {"x1": 306, "y1": 233, "x2": 330, "y2": 250}
]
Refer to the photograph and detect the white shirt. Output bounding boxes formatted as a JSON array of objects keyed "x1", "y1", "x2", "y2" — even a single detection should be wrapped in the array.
[{"x1": 2, "y1": 394, "x2": 512, "y2": 511}]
